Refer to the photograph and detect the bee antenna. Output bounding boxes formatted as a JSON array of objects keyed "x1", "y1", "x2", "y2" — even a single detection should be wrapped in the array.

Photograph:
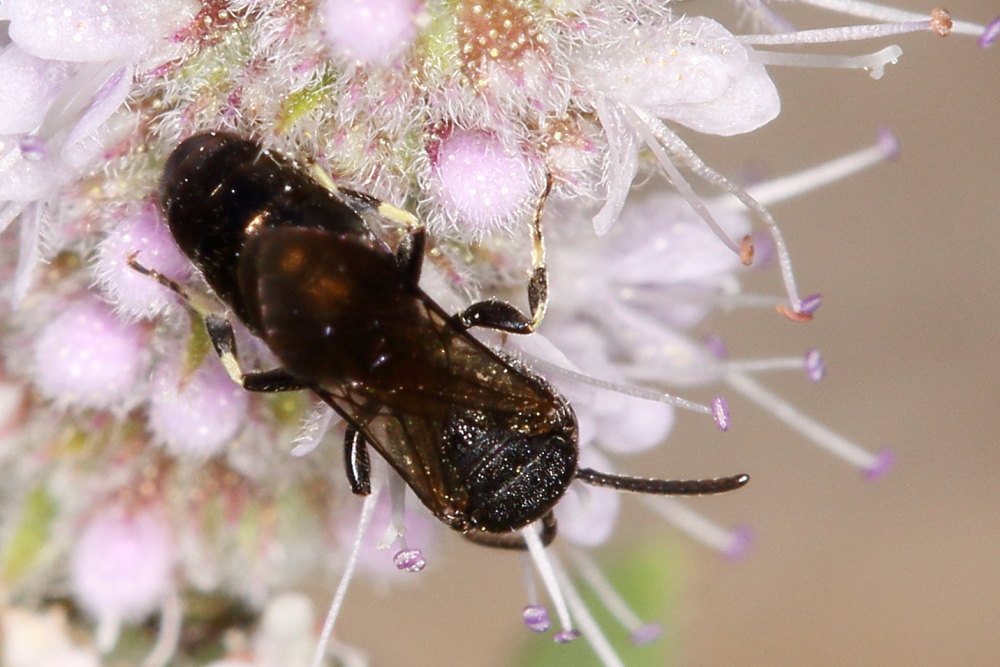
[{"x1": 575, "y1": 468, "x2": 749, "y2": 495}]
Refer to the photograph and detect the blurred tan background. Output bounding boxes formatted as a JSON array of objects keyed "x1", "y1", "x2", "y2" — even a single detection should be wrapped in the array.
[{"x1": 331, "y1": 1, "x2": 1000, "y2": 665}]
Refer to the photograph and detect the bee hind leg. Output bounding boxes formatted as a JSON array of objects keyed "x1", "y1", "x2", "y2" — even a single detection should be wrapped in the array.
[{"x1": 343, "y1": 426, "x2": 372, "y2": 496}]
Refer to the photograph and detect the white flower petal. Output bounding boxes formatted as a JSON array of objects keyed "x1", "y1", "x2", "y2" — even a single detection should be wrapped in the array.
[
  {"x1": 659, "y1": 58, "x2": 780, "y2": 136},
  {"x1": 5, "y1": 0, "x2": 195, "y2": 62},
  {"x1": 0, "y1": 138, "x2": 59, "y2": 201},
  {"x1": 611, "y1": 194, "x2": 751, "y2": 285},
  {"x1": 592, "y1": 95, "x2": 639, "y2": 235},
  {"x1": 60, "y1": 65, "x2": 133, "y2": 168},
  {"x1": 0, "y1": 45, "x2": 77, "y2": 134},
  {"x1": 556, "y1": 450, "x2": 621, "y2": 547},
  {"x1": 578, "y1": 16, "x2": 780, "y2": 137}
]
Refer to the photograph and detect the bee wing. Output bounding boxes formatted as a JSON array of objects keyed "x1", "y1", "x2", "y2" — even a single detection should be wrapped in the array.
[
  {"x1": 249, "y1": 226, "x2": 550, "y2": 414},
  {"x1": 313, "y1": 383, "x2": 467, "y2": 522}
]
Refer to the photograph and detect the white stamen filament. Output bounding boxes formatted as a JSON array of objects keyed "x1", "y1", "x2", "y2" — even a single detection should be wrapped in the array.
[
  {"x1": 725, "y1": 371, "x2": 880, "y2": 469},
  {"x1": 794, "y1": 0, "x2": 984, "y2": 37},
  {"x1": 627, "y1": 107, "x2": 805, "y2": 311},
  {"x1": 724, "y1": 356, "x2": 806, "y2": 374},
  {"x1": 623, "y1": 105, "x2": 742, "y2": 254},
  {"x1": 567, "y1": 549, "x2": 645, "y2": 633},
  {"x1": 142, "y1": 593, "x2": 182, "y2": 667},
  {"x1": 377, "y1": 474, "x2": 408, "y2": 550},
  {"x1": 641, "y1": 496, "x2": 744, "y2": 554},
  {"x1": 13, "y1": 203, "x2": 43, "y2": 306},
  {"x1": 520, "y1": 352, "x2": 712, "y2": 415},
  {"x1": 37, "y1": 61, "x2": 126, "y2": 142},
  {"x1": 550, "y1": 550, "x2": 625, "y2": 667},
  {"x1": 715, "y1": 133, "x2": 897, "y2": 210},
  {"x1": 521, "y1": 553, "x2": 541, "y2": 606},
  {"x1": 312, "y1": 486, "x2": 381, "y2": 667},
  {"x1": 749, "y1": 44, "x2": 904, "y2": 80},
  {"x1": 523, "y1": 525, "x2": 575, "y2": 634},
  {"x1": 740, "y1": 20, "x2": 932, "y2": 45}
]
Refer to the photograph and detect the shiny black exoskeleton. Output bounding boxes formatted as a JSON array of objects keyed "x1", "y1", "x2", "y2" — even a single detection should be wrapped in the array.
[{"x1": 152, "y1": 132, "x2": 748, "y2": 549}]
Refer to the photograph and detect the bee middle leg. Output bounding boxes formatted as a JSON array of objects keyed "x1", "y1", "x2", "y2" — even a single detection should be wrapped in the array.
[
  {"x1": 457, "y1": 174, "x2": 553, "y2": 335},
  {"x1": 202, "y1": 314, "x2": 307, "y2": 392},
  {"x1": 127, "y1": 256, "x2": 305, "y2": 392}
]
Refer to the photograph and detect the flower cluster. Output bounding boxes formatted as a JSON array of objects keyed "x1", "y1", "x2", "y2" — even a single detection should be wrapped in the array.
[{"x1": 0, "y1": 0, "x2": 995, "y2": 665}]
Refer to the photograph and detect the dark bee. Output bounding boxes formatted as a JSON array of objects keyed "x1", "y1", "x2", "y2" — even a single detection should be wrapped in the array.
[{"x1": 135, "y1": 131, "x2": 748, "y2": 549}]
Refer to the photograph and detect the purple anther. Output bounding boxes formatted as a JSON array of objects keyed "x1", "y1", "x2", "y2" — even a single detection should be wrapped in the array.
[
  {"x1": 701, "y1": 333, "x2": 729, "y2": 360},
  {"x1": 712, "y1": 396, "x2": 730, "y2": 432},
  {"x1": 19, "y1": 135, "x2": 46, "y2": 161},
  {"x1": 629, "y1": 623, "x2": 664, "y2": 645},
  {"x1": 724, "y1": 524, "x2": 754, "y2": 563},
  {"x1": 553, "y1": 629, "x2": 581, "y2": 644},
  {"x1": 863, "y1": 448, "x2": 896, "y2": 481},
  {"x1": 804, "y1": 349, "x2": 825, "y2": 382},
  {"x1": 798, "y1": 293, "x2": 823, "y2": 315},
  {"x1": 979, "y1": 16, "x2": 1000, "y2": 48},
  {"x1": 522, "y1": 604, "x2": 550, "y2": 633},
  {"x1": 876, "y1": 127, "x2": 900, "y2": 161},
  {"x1": 392, "y1": 548, "x2": 427, "y2": 573}
]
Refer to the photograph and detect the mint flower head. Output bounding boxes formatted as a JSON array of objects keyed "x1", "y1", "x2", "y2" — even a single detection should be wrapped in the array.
[{"x1": 0, "y1": 1, "x2": 995, "y2": 665}]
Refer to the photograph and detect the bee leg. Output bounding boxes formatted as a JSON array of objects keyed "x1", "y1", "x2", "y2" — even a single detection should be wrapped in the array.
[
  {"x1": 203, "y1": 314, "x2": 307, "y2": 392},
  {"x1": 457, "y1": 174, "x2": 552, "y2": 335},
  {"x1": 336, "y1": 186, "x2": 420, "y2": 233},
  {"x1": 456, "y1": 265, "x2": 546, "y2": 334},
  {"x1": 126, "y1": 256, "x2": 306, "y2": 392},
  {"x1": 461, "y1": 511, "x2": 558, "y2": 550},
  {"x1": 328, "y1": 183, "x2": 426, "y2": 280},
  {"x1": 126, "y1": 253, "x2": 217, "y2": 317},
  {"x1": 393, "y1": 224, "x2": 426, "y2": 282},
  {"x1": 344, "y1": 426, "x2": 372, "y2": 496}
]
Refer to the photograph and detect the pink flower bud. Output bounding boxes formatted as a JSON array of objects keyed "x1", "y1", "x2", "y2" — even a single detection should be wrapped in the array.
[
  {"x1": 147, "y1": 355, "x2": 249, "y2": 459},
  {"x1": 70, "y1": 504, "x2": 174, "y2": 623},
  {"x1": 31, "y1": 297, "x2": 146, "y2": 409},
  {"x1": 426, "y1": 129, "x2": 539, "y2": 238}
]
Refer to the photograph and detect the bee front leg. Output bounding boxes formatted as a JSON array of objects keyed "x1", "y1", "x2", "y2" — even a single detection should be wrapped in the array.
[
  {"x1": 392, "y1": 224, "x2": 426, "y2": 283},
  {"x1": 322, "y1": 181, "x2": 427, "y2": 282},
  {"x1": 343, "y1": 426, "x2": 372, "y2": 496}
]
